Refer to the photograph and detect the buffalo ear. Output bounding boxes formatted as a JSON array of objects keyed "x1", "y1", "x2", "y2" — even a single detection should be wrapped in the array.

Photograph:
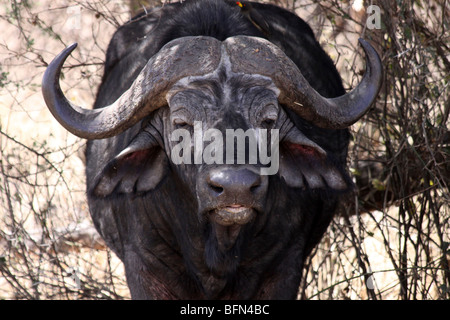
[
  {"x1": 93, "y1": 135, "x2": 168, "y2": 197},
  {"x1": 279, "y1": 130, "x2": 351, "y2": 191}
]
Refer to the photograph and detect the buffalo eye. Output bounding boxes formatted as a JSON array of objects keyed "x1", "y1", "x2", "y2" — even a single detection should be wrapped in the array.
[
  {"x1": 262, "y1": 118, "x2": 275, "y2": 127},
  {"x1": 173, "y1": 118, "x2": 193, "y2": 129},
  {"x1": 171, "y1": 109, "x2": 194, "y2": 130},
  {"x1": 258, "y1": 103, "x2": 278, "y2": 128}
]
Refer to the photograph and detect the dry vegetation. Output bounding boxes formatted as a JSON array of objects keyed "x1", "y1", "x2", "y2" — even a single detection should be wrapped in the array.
[{"x1": 0, "y1": 0, "x2": 449, "y2": 300}]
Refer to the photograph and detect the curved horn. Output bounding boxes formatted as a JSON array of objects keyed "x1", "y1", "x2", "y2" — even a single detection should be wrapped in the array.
[
  {"x1": 42, "y1": 37, "x2": 222, "y2": 139},
  {"x1": 224, "y1": 36, "x2": 383, "y2": 129}
]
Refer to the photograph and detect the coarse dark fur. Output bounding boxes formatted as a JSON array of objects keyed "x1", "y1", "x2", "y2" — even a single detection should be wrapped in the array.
[{"x1": 85, "y1": 0, "x2": 351, "y2": 299}]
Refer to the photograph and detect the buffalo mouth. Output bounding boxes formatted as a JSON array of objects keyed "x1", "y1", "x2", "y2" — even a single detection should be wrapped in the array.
[{"x1": 210, "y1": 205, "x2": 256, "y2": 227}]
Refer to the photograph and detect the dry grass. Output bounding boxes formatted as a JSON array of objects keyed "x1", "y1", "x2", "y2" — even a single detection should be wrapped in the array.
[{"x1": 1, "y1": 0, "x2": 448, "y2": 300}]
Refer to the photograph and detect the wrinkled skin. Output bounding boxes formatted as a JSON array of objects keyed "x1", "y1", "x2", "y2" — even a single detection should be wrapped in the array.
[{"x1": 83, "y1": 0, "x2": 355, "y2": 299}]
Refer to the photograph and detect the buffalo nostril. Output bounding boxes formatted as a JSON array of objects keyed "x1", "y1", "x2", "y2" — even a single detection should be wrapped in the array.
[
  {"x1": 207, "y1": 177, "x2": 225, "y2": 195},
  {"x1": 250, "y1": 184, "x2": 260, "y2": 193},
  {"x1": 209, "y1": 184, "x2": 224, "y2": 195},
  {"x1": 249, "y1": 177, "x2": 262, "y2": 193}
]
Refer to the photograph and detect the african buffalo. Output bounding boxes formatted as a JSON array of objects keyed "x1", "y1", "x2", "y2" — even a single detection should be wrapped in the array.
[{"x1": 42, "y1": 0, "x2": 382, "y2": 299}]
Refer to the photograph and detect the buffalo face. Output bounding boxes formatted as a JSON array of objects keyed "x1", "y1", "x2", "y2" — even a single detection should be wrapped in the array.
[{"x1": 166, "y1": 72, "x2": 278, "y2": 254}]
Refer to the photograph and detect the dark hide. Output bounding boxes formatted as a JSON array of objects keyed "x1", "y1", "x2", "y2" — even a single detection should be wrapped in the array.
[{"x1": 86, "y1": 0, "x2": 351, "y2": 299}]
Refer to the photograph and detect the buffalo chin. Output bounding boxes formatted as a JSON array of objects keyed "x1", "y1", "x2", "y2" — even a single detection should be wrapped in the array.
[
  {"x1": 208, "y1": 207, "x2": 256, "y2": 250},
  {"x1": 203, "y1": 208, "x2": 256, "y2": 276}
]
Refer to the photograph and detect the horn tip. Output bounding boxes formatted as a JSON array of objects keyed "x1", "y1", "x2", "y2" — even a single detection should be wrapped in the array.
[
  {"x1": 68, "y1": 42, "x2": 78, "y2": 50},
  {"x1": 66, "y1": 43, "x2": 78, "y2": 54}
]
